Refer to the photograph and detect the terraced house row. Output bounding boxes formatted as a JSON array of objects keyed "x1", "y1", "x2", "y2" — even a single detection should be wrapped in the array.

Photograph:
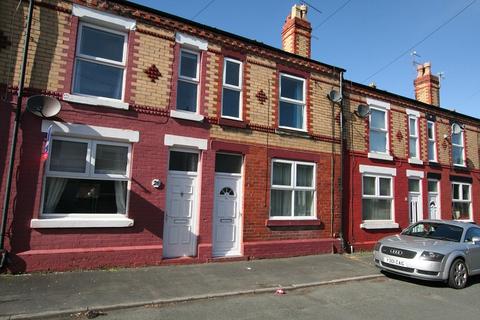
[{"x1": 0, "y1": 0, "x2": 478, "y2": 272}]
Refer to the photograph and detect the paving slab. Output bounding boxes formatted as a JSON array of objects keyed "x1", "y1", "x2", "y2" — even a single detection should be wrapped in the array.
[{"x1": 0, "y1": 253, "x2": 379, "y2": 319}]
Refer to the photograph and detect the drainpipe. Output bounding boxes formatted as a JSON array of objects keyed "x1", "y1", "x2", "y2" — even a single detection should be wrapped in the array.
[
  {"x1": 338, "y1": 71, "x2": 345, "y2": 252},
  {"x1": 0, "y1": 0, "x2": 35, "y2": 269}
]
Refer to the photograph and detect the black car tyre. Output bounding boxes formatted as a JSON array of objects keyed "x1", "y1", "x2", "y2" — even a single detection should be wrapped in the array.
[{"x1": 448, "y1": 259, "x2": 468, "y2": 289}]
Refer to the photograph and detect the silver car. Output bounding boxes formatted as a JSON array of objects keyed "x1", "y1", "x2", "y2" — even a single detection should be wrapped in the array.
[{"x1": 373, "y1": 220, "x2": 480, "y2": 289}]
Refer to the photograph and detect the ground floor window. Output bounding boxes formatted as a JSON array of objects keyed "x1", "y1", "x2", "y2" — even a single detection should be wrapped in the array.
[
  {"x1": 362, "y1": 175, "x2": 393, "y2": 221},
  {"x1": 43, "y1": 137, "x2": 131, "y2": 216},
  {"x1": 452, "y1": 182, "x2": 471, "y2": 220},
  {"x1": 270, "y1": 159, "x2": 315, "y2": 218}
]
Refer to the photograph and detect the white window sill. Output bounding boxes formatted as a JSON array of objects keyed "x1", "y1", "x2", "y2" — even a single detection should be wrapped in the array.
[
  {"x1": 278, "y1": 126, "x2": 307, "y2": 133},
  {"x1": 63, "y1": 93, "x2": 129, "y2": 110},
  {"x1": 368, "y1": 152, "x2": 393, "y2": 161},
  {"x1": 453, "y1": 164, "x2": 467, "y2": 168},
  {"x1": 30, "y1": 217, "x2": 134, "y2": 228},
  {"x1": 408, "y1": 158, "x2": 423, "y2": 165},
  {"x1": 360, "y1": 221, "x2": 399, "y2": 230},
  {"x1": 170, "y1": 110, "x2": 204, "y2": 122}
]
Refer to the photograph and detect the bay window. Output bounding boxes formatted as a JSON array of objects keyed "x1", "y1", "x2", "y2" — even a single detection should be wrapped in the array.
[
  {"x1": 279, "y1": 74, "x2": 306, "y2": 131},
  {"x1": 270, "y1": 160, "x2": 315, "y2": 218},
  {"x1": 42, "y1": 137, "x2": 131, "y2": 216},
  {"x1": 222, "y1": 58, "x2": 242, "y2": 119},
  {"x1": 452, "y1": 182, "x2": 471, "y2": 220}
]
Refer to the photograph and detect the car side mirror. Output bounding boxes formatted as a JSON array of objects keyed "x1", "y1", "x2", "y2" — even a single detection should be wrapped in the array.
[{"x1": 472, "y1": 236, "x2": 480, "y2": 245}]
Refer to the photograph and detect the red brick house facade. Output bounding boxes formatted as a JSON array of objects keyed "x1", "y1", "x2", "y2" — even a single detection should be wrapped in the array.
[
  {"x1": 343, "y1": 65, "x2": 480, "y2": 251},
  {"x1": 0, "y1": 0, "x2": 344, "y2": 272},
  {"x1": 0, "y1": 0, "x2": 478, "y2": 272}
]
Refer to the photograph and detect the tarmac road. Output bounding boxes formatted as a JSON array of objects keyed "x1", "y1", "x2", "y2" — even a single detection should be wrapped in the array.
[{"x1": 52, "y1": 273, "x2": 480, "y2": 320}]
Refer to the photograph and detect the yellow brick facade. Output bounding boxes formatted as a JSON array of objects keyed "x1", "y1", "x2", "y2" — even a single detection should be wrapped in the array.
[{"x1": 1, "y1": 0, "x2": 478, "y2": 168}]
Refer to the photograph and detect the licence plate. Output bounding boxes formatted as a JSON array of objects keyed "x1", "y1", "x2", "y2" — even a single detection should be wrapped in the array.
[{"x1": 384, "y1": 256, "x2": 406, "y2": 267}]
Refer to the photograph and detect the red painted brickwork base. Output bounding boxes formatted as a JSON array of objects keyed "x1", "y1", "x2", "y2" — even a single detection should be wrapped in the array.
[
  {"x1": 8, "y1": 238, "x2": 342, "y2": 272},
  {"x1": 244, "y1": 238, "x2": 343, "y2": 259}
]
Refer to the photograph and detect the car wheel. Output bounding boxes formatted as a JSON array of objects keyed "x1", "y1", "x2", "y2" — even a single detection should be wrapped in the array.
[{"x1": 448, "y1": 259, "x2": 468, "y2": 289}]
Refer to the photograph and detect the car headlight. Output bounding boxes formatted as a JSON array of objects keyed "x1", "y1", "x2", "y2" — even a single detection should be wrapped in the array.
[
  {"x1": 420, "y1": 251, "x2": 444, "y2": 262},
  {"x1": 373, "y1": 242, "x2": 381, "y2": 251}
]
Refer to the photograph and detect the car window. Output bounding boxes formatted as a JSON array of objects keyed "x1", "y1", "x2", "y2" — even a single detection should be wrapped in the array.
[
  {"x1": 464, "y1": 228, "x2": 480, "y2": 242},
  {"x1": 402, "y1": 222, "x2": 463, "y2": 242}
]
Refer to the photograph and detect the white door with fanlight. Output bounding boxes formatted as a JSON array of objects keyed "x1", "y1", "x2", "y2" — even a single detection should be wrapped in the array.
[
  {"x1": 428, "y1": 179, "x2": 440, "y2": 220},
  {"x1": 212, "y1": 153, "x2": 243, "y2": 257},
  {"x1": 408, "y1": 178, "x2": 423, "y2": 224},
  {"x1": 163, "y1": 150, "x2": 199, "y2": 258}
]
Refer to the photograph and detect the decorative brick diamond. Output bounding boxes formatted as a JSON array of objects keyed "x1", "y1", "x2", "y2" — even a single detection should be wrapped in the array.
[
  {"x1": 256, "y1": 89, "x2": 267, "y2": 104},
  {"x1": 396, "y1": 130, "x2": 403, "y2": 141},
  {"x1": 144, "y1": 64, "x2": 161, "y2": 82}
]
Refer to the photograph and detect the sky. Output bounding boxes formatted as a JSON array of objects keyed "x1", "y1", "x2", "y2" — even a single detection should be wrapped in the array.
[{"x1": 130, "y1": 0, "x2": 480, "y2": 118}]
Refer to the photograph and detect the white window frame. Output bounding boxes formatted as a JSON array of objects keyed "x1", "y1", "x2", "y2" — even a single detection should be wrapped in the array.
[
  {"x1": 452, "y1": 130, "x2": 465, "y2": 167},
  {"x1": 427, "y1": 121, "x2": 437, "y2": 162},
  {"x1": 270, "y1": 159, "x2": 316, "y2": 219},
  {"x1": 221, "y1": 58, "x2": 243, "y2": 120},
  {"x1": 407, "y1": 114, "x2": 421, "y2": 164},
  {"x1": 367, "y1": 102, "x2": 392, "y2": 161},
  {"x1": 452, "y1": 182, "x2": 472, "y2": 221},
  {"x1": 71, "y1": 22, "x2": 128, "y2": 103},
  {"x1": 176, "y1": 48, "x2": 201, "y2": 114},
  {"x1": 361, "y1": 174, "x2": 394, "y2": 222},
  {"x1": 359, "y1": 164, "x2": 398, "y2": 229},
  {"x1": 33, "y1": 136, "x2": 133, "y2": 228},
  {"x1": 279, "y1": 73, "x2": 306, "y2": 132}
]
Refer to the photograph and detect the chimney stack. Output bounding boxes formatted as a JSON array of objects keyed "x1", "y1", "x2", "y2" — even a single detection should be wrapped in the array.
[
  {"x1": 281, "y1": 4, "x2": 312, "y2": 58},
  {"x1": 414, "y1": 62, "x2": 440, "y2": 107}
]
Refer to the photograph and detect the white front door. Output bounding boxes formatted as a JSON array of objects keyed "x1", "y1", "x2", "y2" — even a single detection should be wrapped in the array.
[
  {"x1": 409, "y1": 193, "x2": 422, "y2": 224},
  {"x1": 212, "y1": 153, "x2": 243, "y2": 257},
  {"x1": 428, "y1": 179, "x2": 440, "y2": 220},
  {"x1": 163, "y1": 151, "x2": 199, "y2": 258},
  {"x1": 408, "y1": 178, "x2": 423, "y2": 224},
  {"x1": 213, "y1": 174, "x2": 242, "y2": 257}
]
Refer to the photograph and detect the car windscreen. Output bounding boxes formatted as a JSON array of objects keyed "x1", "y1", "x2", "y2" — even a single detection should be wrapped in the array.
[{"x1": 401, "y1": 222, "x2": 463, "y2": 242}]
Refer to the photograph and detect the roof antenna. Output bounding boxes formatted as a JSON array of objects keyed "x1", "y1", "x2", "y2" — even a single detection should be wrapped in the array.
[
  {"x1": 437, "y1": 71, "x2": 445, "y2": 85},
  {"x1": 411, "y1": 50, "x2": 421, "y2": 67}
]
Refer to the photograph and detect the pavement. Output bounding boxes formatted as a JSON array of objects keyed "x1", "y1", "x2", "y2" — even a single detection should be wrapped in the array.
[{"x1": 0, "y1": 253, "x2": 380, "y2": 320}]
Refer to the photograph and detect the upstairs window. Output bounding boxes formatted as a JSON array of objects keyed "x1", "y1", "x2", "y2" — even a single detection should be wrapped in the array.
[
  {"x1": 427, "y1": 121, "x2": 437, "y2": 162},
  {"x1": 222, "y1": 58, "x2": 242, "y2": 119},
  {"x1": 369, "y1": 108, "x2": 388, "y2": 154},
  {"x1": 452, "y1": 129, "x2": 465, "y2": 166},
  {"x1": 177, "y1": 49, "x2": 200, "y2": 112},
  {"x1": 408, "y1": 116, "x2": 419, "y2": 160},
  {"x1": 73, "y1": 23, "x2": 127, "y2": 100},
  {"x1": 452, "y1": 182, "x2": 471, "y2": 220},
  {"x1": 270, "y1": 160, "x2": 315, "y2": 218},
  {"x1": 279, "y1": 74, "x2": 306, "y2": 131}
]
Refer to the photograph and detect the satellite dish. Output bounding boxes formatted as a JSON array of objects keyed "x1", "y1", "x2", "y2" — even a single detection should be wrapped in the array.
[
  {"x1": 327, "y1": 90, "x2": 342, "y2": 103},
  {"x1": 26, "y1": 95, "x2": 61, "y2": 118},
  {"x1": 356, "y1": 104, "x2": 370, "y2": 118},
  {"x1": 451, "y1": 123, "x2": 463, "y2": 135}
]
